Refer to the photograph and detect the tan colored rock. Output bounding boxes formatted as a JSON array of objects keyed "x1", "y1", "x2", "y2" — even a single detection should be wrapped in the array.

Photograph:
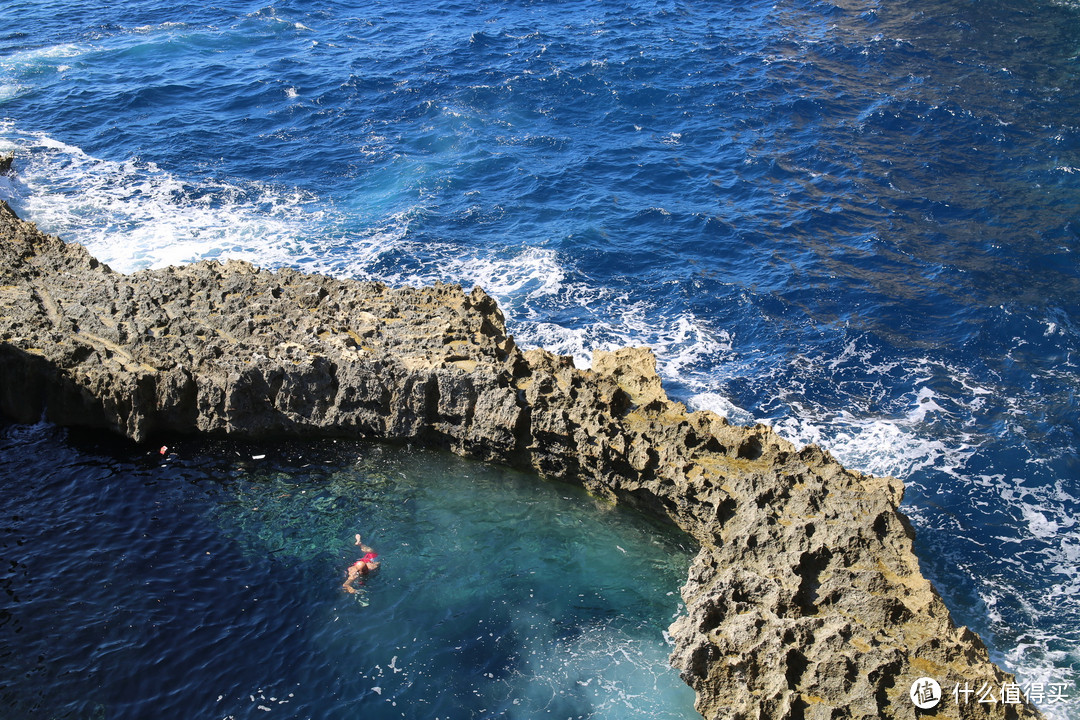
[{"x1": 0, "y1": 201, "x2": 1041, "y2": 720}]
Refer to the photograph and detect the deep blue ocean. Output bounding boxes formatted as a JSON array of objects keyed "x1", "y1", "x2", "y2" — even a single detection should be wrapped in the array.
[{"x1": 0, "y1": 0, "x2": 1078, "y2": 718}]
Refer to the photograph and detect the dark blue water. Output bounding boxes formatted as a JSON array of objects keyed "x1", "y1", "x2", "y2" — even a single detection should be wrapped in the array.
[
  {"x1": 0, "y1": 423, "x2": 696, "y2": 719},
  {"x1": 1, "y1": 0, "x2": 1079, "y2": 717}
]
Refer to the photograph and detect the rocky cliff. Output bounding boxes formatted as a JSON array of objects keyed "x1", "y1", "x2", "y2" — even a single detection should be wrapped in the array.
[{"x1": 0, "y1": 200, "x2": 1040, "y2": 720}]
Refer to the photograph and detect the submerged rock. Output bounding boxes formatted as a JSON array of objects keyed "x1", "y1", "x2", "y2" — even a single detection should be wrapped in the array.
[{"x1": 0, "y1": 200, "x2": 1041, "y2": 720}]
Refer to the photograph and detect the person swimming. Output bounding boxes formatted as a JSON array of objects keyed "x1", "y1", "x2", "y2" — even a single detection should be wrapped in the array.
[{"x1": 343, "y1": 533, "x2": 380, "y2": 595}]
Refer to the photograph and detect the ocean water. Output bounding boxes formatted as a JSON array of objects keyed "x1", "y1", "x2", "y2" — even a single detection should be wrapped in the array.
[
  {"x1": 0, "y1": 424, "x2": 696, "y2": 719},
  {"x1": 0, "y1": 0, "x2": 1078, "y2": 717}
]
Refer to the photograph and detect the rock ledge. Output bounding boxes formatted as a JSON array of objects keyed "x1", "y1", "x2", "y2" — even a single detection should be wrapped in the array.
[{"x1": 0, "y1": 201, "x2": 1039, "y2": 720}]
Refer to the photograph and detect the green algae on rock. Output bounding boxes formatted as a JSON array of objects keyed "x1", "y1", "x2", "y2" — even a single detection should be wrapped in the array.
[{"x1": 0, "y1": 200, "x2": 1042, "y2": 720}]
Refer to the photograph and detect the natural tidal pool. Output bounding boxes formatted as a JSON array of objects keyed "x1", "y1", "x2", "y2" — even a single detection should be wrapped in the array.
[{"x1": 0, "y1": 422, "x2": 698, "y2": 720}]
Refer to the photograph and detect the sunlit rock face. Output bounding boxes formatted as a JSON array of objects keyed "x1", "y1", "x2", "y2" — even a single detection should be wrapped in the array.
[{"x1": 0, "y1": 201, "x2": 1041, "y2": 720}]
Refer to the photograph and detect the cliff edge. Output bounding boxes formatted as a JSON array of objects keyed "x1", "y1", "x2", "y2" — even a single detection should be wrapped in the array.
[{"x1": 0, "y1": 200, "x2": 1040, "y2": 720}]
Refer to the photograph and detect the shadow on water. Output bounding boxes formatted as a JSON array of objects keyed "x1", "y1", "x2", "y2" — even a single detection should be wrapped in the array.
[{"x1": 0, "y1": 422, "x2": 698, "y2": 720}]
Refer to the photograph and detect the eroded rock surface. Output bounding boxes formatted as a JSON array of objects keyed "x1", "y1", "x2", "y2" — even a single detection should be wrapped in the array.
[{"x1": 0, "y1": 201, "x2": 1040, "y2": 720}]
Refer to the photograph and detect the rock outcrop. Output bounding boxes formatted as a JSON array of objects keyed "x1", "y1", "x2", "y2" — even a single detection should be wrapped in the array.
[{"x1": 0, "y1": 200, "x2": 1041, "y2": 720}]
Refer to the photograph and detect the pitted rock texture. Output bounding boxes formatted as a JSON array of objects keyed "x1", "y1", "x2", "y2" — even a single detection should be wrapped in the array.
[{"x1": 0, "y1": 200, "x2": 1041, "y2": 720}]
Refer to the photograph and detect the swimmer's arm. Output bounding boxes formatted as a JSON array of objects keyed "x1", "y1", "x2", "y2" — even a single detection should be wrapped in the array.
[{"x1": 343, "y1": 565, "x2": 360, "y2": 593}]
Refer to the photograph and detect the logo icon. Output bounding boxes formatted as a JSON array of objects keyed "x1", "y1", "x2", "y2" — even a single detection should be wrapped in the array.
[{"x1": 910, "y1": 677, "x2": 942, "y2": 709}]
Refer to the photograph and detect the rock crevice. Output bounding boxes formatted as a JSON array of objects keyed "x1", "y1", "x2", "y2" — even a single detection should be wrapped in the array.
[{"x1": 0, "y1": 201, "x2": 1039, "y2": 720}]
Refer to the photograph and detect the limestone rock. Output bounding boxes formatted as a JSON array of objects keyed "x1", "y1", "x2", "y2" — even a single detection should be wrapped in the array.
[{"x1": 0, "y1": 200, "x2": 1042, "y2": 720}]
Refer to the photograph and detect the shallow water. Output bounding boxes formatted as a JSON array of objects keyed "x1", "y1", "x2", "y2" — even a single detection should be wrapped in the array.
[{"x1": 0, "y1": 423, "x2": 697, "y2": 720}]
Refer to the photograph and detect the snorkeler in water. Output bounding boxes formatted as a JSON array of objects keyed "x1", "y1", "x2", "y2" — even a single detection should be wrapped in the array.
[{"x1": 343, "y1": 533, "x2": 380, "y2": 594}]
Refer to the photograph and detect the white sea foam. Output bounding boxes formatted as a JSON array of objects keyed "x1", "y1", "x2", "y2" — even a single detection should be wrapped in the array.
[
  {"x1": 524, "y1": 321, "x2": 619, "y2": 368},
  {"x1": 993, "y1": 599, "x2": 1079, "y2": 720},
  {"x1": 687, "y1": 392, "x2": 755, "y2": 426},
  {"x1": 0, "y1": 42, "x2": 87, "y2": 100},
  {"x1": 1, "y1": 42, "x2": 86, "y2": 65},
  {"x1": 907, "y1": 386, "x2": 948, "y2": 423},
  {"x1": 1020, "y1": 504, "x2": 1063, "y2": 540},
  {"x1": 446, "y1": 246, "x2": 566, "y2": 299},
  {"x1": 505, "y1": 615, "x2": 692, "y2": 719},
  {"x1": 0, "y1": 125, "x2": 586, "y2": 332},
  {"x1": 508, "y1": 296, "x2": 736, "y2": 387},
  {"x1": 744, "y1": 348, "x2": 1014, "y2": 484},
  {"x1": 0, "y1": 125, "x2": 331, "y2": 273},
  {"x1": 687, "y1": 349, "x2": 984, "y2": 484},
  {"x1": 0, "y1": 83, "x2": 22, "y2": 100},
  {"x1": 772, "y1": 410, "x2": 972, "y2": 480}
]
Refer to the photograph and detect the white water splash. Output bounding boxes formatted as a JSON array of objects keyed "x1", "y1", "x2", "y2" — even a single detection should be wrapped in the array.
[{"x1": 0, "y1": 124, "x2": 330, "y2": 272}]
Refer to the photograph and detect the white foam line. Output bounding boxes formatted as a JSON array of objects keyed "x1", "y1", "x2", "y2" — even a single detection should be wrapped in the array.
[
  {"x1": 772, "y1": 410, "x2": 975, "y2": 481},
  {"x1": 0, "y1": 42, "x2": 89, "y2": 101},
  {"x1": 687, "y1": 393, "x2": 756, "y2": 426},
  {"x1": 0, "y1": 125, "x2": 335, "y2": 273}
]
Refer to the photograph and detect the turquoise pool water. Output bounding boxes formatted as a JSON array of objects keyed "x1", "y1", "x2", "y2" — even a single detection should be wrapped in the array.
[{"x1": 0, "y1": 422, "x2": 697, "y2": 720}]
